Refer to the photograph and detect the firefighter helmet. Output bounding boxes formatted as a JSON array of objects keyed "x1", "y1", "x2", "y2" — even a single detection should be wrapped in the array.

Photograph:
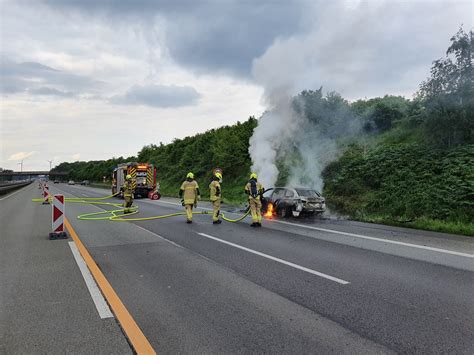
[
  {"x1": 186, "y1": 172, "x2": 194, "y2": 179},
  {"x1": 126, "y1": 174, "x2": 132, "y2": 180},
  {"x1": 250, "y1": 172, "x2": 257, "y2": 180}
]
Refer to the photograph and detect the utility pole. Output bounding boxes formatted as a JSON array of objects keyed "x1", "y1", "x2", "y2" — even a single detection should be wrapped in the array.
[{"x1": 47, "y1": 160, "x2": 53, "y2": 171}]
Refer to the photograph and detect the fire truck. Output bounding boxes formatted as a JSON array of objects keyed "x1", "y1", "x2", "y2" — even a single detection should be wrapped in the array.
[{"x1": 112, "y1": 162, "x2": 160, "y2": 199}]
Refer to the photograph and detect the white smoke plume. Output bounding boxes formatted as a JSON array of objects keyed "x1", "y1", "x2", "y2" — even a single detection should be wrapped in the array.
[{"x1": 248, "y1": 0, "x2": 455, "y2": 190}]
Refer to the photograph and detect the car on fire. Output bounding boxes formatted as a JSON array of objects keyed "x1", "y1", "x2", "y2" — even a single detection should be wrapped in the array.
[{"x1": 262, "y1": 187, "x2": 326, "y2": 218}]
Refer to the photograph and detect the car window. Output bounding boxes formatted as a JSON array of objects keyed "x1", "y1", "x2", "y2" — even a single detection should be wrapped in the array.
[
  {"x1": 272, "y1": 189, "x2": 285, "y2": 199},
  {"x1": 262, "y1": 188, "x2": 273, "y2": 198},
  {"x1": 284, "y1": 189, "x2": 294, "y2": 197},
  {"x1": 295, "y1": 189, "x2": 321, "y2": 197}
]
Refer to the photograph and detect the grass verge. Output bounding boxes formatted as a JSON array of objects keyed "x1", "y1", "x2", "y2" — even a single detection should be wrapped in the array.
[{"x1": 353, "y1": 214, "x2": 474, "y2": 237}]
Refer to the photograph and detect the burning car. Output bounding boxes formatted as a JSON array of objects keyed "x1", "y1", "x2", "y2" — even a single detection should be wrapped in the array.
[{"x1": 262, "y1": 187, "x2": 326, "y2": 218}]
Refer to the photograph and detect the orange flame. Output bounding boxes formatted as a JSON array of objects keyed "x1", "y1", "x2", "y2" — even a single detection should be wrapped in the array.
[{"x1": 264, "y1": 202, "x2": 274, "y2": 219}]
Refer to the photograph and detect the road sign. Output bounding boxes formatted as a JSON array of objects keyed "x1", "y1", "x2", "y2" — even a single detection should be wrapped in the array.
[{"x1": 42, "y1": 185, "x2": 50, "y2": 204}]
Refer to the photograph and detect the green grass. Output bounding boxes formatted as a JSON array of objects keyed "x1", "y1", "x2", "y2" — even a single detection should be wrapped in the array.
[{"x1": 353, "y1": 214, "x2": 474, "y2": 237}]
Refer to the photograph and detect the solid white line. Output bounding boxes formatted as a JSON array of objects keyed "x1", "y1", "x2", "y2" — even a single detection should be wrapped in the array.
[
  {"x1": 0, "y1": 184, "x2": 31, "y2": 201},
  {"x1": 197, "y1": 232, "x2": 349, "y2": 285},
  {"x1": 69, "y1": 191, "x2": 470, "y2": 269},
  {"x1": 68, "y1": 241, "x2": 114, "y2": 319},
  {"x1": 137, "y1": 198, "x2": 474, "y2": 258},
  {"x1": 272, "y1": 220, "x2": 474, "y2": 258}
]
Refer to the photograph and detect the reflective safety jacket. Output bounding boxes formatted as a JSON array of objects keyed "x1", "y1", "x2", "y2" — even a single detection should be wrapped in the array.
[
  {"x1": 180, "y1": 180, "x2": 200, "y2": 205},
  {"x1": 209, "y1": 180, "x2": 221, "y2": 201},
  {"x1": 245, "y1": 179, "x2": 264, "y2": 200},
  {"x1": 122, "y1": 180, "x2": 134, "y2": 198}
]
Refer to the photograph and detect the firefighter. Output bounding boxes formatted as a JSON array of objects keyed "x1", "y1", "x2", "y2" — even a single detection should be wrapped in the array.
[
  {"x1": 122, "y1": 174, "x2": 134, "y2": 214},
  {"x1": 209, "y1": 172, "x2": 222, "y2": 224},
  {"x1": 179, "y1": 172, "x2": 200, "y2": 224},
  {"x1": 245, "y1": 172, "x2": 264, "y2": 227}
]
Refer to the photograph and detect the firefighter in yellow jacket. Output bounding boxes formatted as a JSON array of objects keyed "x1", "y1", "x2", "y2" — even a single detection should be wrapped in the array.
[
  {"x1": 209, "y1": 172, "x2": 222, "y2": 224},
  {"x1": 245, "y1": 172, "x2": 264, "y2": 227},
  {"x1": 179, "y1": 172, "x2": 200, "y2": 224},
  {"x1": 122, "y1": 174, "x2": 134, "y2": 214}
]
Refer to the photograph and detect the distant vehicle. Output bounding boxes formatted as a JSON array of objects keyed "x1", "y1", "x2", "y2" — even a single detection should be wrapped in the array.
[
  {"x1": 262, "y1": 187, "x2": 326, "y2": 218},
  {"x1": 80, "y1": 180, "x2": 89, "y2": 185},
  {"x1": 53, "y1": 180, "x2": 60, "y2": 184},
  {"x1": 112, "y1": 162, "x2": 159, "y2": 199},
  {"x1": 68, "y1": 180, "x2": 75, "y2": 185}
]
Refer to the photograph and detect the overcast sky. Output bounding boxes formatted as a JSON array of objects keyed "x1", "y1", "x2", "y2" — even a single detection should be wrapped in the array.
[{"x1": 1, "y1": 0, "x2": 472, "y2": 171}]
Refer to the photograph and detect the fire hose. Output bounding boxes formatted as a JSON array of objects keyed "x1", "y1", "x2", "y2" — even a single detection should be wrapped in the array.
[
  {"x1": 221, "y1": 206, "x2": 251, "y2": 223},
  {"x1": 32, "y1": 193, "x2": 251, "y2": 223}
]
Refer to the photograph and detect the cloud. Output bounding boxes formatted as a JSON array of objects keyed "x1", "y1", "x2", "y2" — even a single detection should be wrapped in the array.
[
  {"x1": 37, "y1": 0, "x2": 314, "y2": 77},
  {"x1": 28, "y1": 87, "x2": 74, "y2": 97},
  {"x1": 0, "y1": 57, "x2": 102, "y2": 96},
  {"x1": 252, "y1": 1, "x2": 473, "y2": 100},
  {"x1": 8, "y1": 151, "x2": 37, "y2": 160},
  {"x1": 72, "y1": 153, "x2": 81, "y2": 161},
  {"x1": 111, "y1": 84, "x2": 201, "y2": 108}
]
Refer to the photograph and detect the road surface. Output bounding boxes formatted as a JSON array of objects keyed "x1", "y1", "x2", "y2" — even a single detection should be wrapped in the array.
[{"x1": 1, "y1": 183, "x2": 473, "y2": 354}]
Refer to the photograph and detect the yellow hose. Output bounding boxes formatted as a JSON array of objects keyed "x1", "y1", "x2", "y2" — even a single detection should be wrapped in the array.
[
  {"x1": 33, "y1": 193, "x2": 251, "y2": 223},
  {"x1": 221, "y1": 207, "x2": 251, "y2": 223}
]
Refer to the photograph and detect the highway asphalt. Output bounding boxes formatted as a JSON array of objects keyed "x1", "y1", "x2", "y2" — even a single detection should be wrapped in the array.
[{"x1": 1, "y1": 183, "x2": 473, "y2": 354}]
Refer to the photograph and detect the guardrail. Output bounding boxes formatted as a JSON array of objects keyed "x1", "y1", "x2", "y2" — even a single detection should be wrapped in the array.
[{"x1": 0, "y1": 181, "x2": 32, "y2": 195}]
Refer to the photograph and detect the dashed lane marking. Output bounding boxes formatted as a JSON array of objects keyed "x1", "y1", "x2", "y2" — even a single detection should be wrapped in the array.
[{"x1": 197, "y1": 232, "x2": 350, "y2": 285}]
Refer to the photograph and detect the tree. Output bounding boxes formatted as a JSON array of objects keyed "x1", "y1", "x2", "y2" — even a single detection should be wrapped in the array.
[{"x1": 418, "y1": 27, "x2": 474, "y2": 146}]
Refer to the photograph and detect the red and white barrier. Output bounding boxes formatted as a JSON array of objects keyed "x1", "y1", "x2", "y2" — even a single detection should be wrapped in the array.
[
  {"x1": 49, "y1": 194, "x2": 67, "y2": 239},
  {"x1": 42, "y1": 185, "x2": 50, "y2": 204},
  {"x1": 52, "y1": 194, "x2": 65, "y2": 233}
]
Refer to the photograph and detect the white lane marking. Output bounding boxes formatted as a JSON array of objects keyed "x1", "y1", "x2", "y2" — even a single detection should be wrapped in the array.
[
  {"x1": 68, "y1": 241, "x2": 114, "y2": 319},
  {"x1": 64, "y1": 188, "x2": 473, "y2": 258},
  {"x1": 197, "y1": 232, "x2": 349, "y2": 285},
  {"x1": 0, "y1": 184, "x2": 31, "y2": 201},
  {"x1": 157, "y1": 199, "x2": 473, "y2": 258},
  {"x1": 273, "y1": 220, "x2": 474, "y2": 258}
]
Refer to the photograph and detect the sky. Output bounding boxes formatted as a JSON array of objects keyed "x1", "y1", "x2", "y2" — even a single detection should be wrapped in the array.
[{"x1": 0, "y1": 0, "x2": 472, "y2": 171}]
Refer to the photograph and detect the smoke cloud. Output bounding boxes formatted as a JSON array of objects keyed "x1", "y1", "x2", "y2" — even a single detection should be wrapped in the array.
[
  {"x1": 249, "y1": 87, "x2": 361, "y2": 191},
  {"x1": 249, "y1": 0, "x2": 469, "y2": 190},
  {"x1": 248, "y1": 1, "x2": 373, "y2": 190}
]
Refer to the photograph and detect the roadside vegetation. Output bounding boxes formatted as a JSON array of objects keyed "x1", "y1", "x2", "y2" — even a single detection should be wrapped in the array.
[{"x1": 53, "y1": 28, "x2": 473, "y2": 235}]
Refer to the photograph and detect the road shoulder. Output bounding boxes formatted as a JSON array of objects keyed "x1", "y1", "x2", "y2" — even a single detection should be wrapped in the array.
[{"x1": 0, "y1": 184, "x2": 132, "y2": 354}]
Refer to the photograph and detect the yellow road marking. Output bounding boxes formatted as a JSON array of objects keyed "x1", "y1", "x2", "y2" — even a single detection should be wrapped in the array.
[{"x1": 65, "y1": 218, "x2": 156, "y2": 355}]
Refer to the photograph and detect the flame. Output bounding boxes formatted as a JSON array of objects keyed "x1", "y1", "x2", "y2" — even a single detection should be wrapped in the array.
[{"x1": 264, "y1": 202, "x2": 274, "y2": 219}]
